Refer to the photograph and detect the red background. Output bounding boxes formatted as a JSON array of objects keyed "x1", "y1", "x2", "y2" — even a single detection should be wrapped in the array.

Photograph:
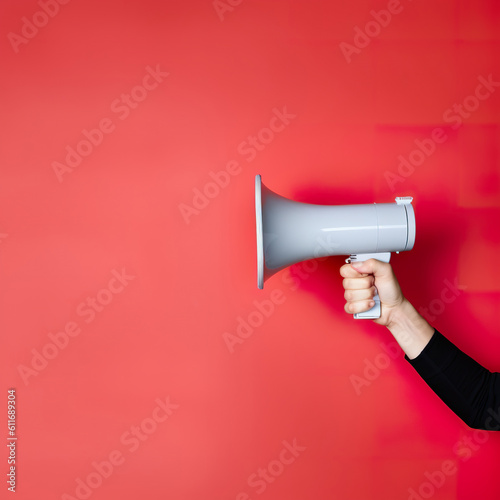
[{"x1": 1, "y1": 1, "x2": 500, "y2": 499}]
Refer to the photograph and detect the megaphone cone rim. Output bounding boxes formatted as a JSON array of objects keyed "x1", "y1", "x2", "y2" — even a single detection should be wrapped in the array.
[{"x1": 255, "y1": 174, "x2": 264, "y2": 289}]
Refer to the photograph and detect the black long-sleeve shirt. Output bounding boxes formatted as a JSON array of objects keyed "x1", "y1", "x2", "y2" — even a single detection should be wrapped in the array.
[{"x1": 405, "y1": 329, "x2": 500, "y2": 430}]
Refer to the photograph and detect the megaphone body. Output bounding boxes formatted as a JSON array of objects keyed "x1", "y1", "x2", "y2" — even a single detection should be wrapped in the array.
[{"x1": 255, "y1": 175, "x2": 416, "y2": 319}]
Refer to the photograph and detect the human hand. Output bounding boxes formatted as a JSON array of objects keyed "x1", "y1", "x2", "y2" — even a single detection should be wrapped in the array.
[{"x1": 339, "y1": 259, "x2": 406, "y2": 326}]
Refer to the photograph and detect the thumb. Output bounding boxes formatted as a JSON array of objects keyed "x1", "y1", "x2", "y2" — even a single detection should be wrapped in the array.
[{"x1": 351, "y1": 258, "x2": 391, "y2": 278}]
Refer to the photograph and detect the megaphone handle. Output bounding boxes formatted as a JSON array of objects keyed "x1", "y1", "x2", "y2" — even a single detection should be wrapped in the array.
[{"x1": 347, "y1": 252, "x2": 391, "y2": 320}]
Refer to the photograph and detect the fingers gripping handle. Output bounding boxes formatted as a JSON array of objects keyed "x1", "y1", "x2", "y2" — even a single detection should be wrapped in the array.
[{"x1": 346, "y1": 252, "x2": 391, "y2": 320}]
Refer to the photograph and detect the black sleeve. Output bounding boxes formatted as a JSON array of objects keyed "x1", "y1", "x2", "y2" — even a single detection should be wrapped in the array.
[{"x1": 405, "y1": 329, "x2": 500, "y2": 430}]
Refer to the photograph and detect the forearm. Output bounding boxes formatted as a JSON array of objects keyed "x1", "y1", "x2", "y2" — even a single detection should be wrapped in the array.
[
  {"x1": 342, "y1": 260, "x2": 500, "y2": 429},
  {"x1": 386, "y1": 299, "x2": 435, "y2": 360},
  {"x1": 387, "y1": 299, "x2": 500, "y2": 429}
]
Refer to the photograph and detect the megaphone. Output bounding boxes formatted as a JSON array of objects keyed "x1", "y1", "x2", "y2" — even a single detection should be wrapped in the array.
[{"x1": 255, "y1": 174, "x2": 416, "y2": 319}]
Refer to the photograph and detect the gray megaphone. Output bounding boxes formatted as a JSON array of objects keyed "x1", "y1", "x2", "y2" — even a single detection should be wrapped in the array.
[{"x1": 255, "y1": 174, "x2": 416, "y2": 319}]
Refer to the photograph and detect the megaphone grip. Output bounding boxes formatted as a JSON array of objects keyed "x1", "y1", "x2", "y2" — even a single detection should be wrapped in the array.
[
  {"x1": 349, "y1": 252, "x2": 391, "y2": 320},
  {"x1": 354, "y1": 289, "x2": 381, "y2": 319}
]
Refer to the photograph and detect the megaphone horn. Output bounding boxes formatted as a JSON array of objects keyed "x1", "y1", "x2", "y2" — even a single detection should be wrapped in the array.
[{"x1": 254, "y1": 174, "x2": 416, "y2": 319}]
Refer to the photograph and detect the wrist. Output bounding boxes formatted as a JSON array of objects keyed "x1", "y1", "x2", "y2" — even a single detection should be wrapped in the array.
[
  {"x1": 385, "y1": 298, "x2": 435, "y2": 359},
  {"x1": 386, "y1": 298, "x2": 413, "y2": 331}
]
